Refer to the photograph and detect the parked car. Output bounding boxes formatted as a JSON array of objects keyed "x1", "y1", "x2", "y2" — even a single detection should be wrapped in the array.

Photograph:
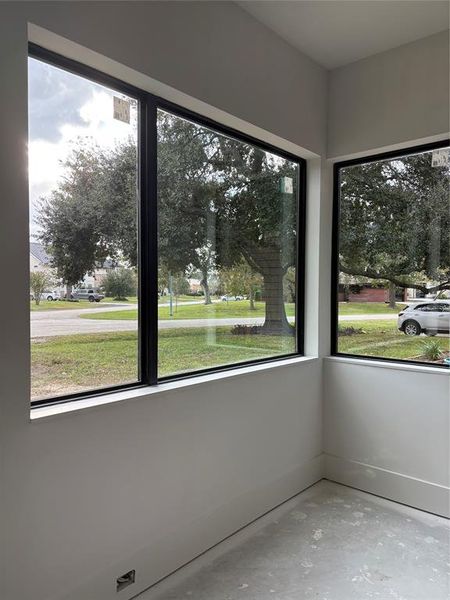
[
  {"x1": 71, "y1": 288, "x2": 104, "y2": 303},
  {"x1": 398, "y1": 300, "x2": 450, "y2": 336},
  {"x1": 30, "y1": 290, "x2": 61, "y2": 302},
  {"x1": 221, "y1": 295, "x2": 244, "y2": 302}
]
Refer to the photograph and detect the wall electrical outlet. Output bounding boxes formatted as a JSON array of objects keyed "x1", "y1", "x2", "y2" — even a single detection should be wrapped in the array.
[{"x1": 116, "y1": 569, "x2": 136, "y2": 592}]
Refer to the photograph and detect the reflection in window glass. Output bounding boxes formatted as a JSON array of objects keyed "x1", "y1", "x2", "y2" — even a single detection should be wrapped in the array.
[
  {"x1": 157, "y1": 110, "x2": 300, "y2": 377},
  {"x1": 28, "y1": 57, "x2": 139, "y2": 401},
  {"x1": 336, "y1": 146, "x2": 450, "y2": 366}
]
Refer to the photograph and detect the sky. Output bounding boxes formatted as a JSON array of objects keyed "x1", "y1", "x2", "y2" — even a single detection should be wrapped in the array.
[{"x1": 28, "y1": 57, "x2": 138, "y2": 240}]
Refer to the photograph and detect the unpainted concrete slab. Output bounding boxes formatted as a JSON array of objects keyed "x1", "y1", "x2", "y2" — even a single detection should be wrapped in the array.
[{"x1": 139, "y1": 481, "x2": 450, "y2": 600}]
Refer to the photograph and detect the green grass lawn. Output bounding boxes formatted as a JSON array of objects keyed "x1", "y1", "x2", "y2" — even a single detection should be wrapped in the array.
[
  {"x1": 338, "y1": 319, "x2": 449, "y2": 361},
  {"x1": 80, "y1": 300, "x2": 296, "y2": 321},
  {"x1": 30, "y1": 295, "x2": 207, "y2": 311},
  {"x1": 103, "y1": 296, "x2": 198, "y2": 303},
  {"x1": 31, "y1": 331, "x2": 140, "y2": 398},
  {"x1": 30, "y1": 300, "x2": 110, "y2": 311},
  {"x1": 103, "y1": 295, "x2": 202, "y2": 304},
  {"x1": 103, "y1": 296, "x2": 138, "y2": 304},
  {"x1": 80, "y1": 300, "x2": 404, "y2": 321},
  {"x1": 338, "y1": 302, "x2": 406, "y2": 315},
  {"x1": 31, "y1": 299, "x2": 141, "y2": 311},
  {"x1": 31, "y1": 327, "x2": 295, "y2": 400},
  {"x1": 30, "y1": 317, "x2": 449, "y2": 400},
  {"x1": 158, "y1": 295, "x2": 203, "y2": 304}
]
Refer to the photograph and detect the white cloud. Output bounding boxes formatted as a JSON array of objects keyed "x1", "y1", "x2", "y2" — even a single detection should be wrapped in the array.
[{"x1": 28, "y1": 64, "x2": 138, "y2": 238}]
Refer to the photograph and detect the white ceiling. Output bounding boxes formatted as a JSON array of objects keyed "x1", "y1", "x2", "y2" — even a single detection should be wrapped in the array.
[{"x1": 237, "y1": 0, "x2": 449, "y2": 69}]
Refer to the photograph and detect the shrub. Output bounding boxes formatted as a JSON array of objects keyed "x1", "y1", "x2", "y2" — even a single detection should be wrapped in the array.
[
  {"x1": 338, "y1": 326, "x2": 365, "y2": 336},
  {"x1": 421, "y1": 339, "x2": 443, "y2": 362},
  {"x1": 103, "y1": 268, "x2": 136, "y2": 301},
  {"x1": 30, "y1": 271, "x2": 49, "y2": 305},
  {"x1": 231, "y1": 324, "x2": 263, "y2": 335}
]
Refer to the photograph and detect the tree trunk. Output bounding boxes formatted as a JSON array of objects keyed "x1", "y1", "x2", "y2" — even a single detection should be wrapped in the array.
[
  {"x1": 200, "y1": 274, "x2": 212, "y2": 305},
  {"x1": 388, "y1": 281, "x2": 396, "y2": 309},
  {"x1": 343, "y1": 284, "x2": 350, "y2": 302},
  {"x1": 65, "y1": 284, "x2": 73, "y2": 300},
  {"x1": 261, "y1": 265, "x2": 293, "y2": 335}
]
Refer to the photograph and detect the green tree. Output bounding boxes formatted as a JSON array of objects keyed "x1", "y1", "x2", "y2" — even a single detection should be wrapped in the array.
[
  {"x1": 194, "y1": 244, "x2": 216, "y2": 305},
  {"x1": 171, "y1": 272, "x2": 190, "y2": 298},
  {"x1": 283, "y1": 267, "x2": 296, "y2": 304},
  {"x1": 220, "y1": 259, "x2": 262, "y2": 310},
  {"x1": 339, "y1": 153, "x2": 450, "y2": 301},
  {"x1": 158, "y1": 264, "x2": 169, "y2": 297},
  {"x1": 30, "y1": 271, "x2": 49, "y2": 305},
  {"x1": 170, "y1": 272, "x2": 191, "y2": 310},
  {"x1": 38, "y1": 143, "x2": 126, "y2": 298},
  {"x1": 39, "y1": 114, "x2": 298, "y2": 334},
  {"x1": 157, "y1": 112, "x2": 297, "y2": 333},
  {"x1": 103, "y1": 268, "x2": 136, "y2": 301}
]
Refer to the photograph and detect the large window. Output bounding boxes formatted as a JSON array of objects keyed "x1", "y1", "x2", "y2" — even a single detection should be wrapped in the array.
[
  {"x1": 332, "y1": 143, "x2": 450, "y2": 367},
  {"x1": 29, "y1": 46, "x2": 305, "y2": 406},
  {"x1": 157, "y1": 109, "x2": 301, "y2": 378},
  {"x1": 28, "y1": 50, "x2": 141, "y2": 403}
]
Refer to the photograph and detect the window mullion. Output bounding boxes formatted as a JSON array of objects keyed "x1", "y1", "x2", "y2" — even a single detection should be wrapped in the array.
[{"x1": 140, "y1": 95, "x2": 158, "y2": 385}]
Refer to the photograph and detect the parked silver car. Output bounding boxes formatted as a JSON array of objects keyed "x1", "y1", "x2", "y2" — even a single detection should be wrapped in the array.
[
  {"x1": 221, "y1": 295, "x2": 244, "y2": 301},
  {"x1": 398, "y1": 300, "x2": 450, "y2": 336},
  {"x1": 71, "y1": 288, "x2": 104, "y2": 303}
]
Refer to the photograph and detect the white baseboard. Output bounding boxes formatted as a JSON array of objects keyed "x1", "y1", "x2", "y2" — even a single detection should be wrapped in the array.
[
  {"x1": 62, "y1": 454, "x2": 324, "y2": 600},
  {"x1": 324, "y1": 453, "x2": 450, "y2": 518}
]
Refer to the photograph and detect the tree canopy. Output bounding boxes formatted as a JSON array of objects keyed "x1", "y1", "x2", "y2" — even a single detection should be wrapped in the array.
[
  {"x1": 38, "y1": 142, "x2": 138, "y2": 295},
  {"x1": 339, "y1": 153, "x2": 450, "y2": 294},
  {"x1": 38, "y1": 111, "x2": 299, "y2": 333}
]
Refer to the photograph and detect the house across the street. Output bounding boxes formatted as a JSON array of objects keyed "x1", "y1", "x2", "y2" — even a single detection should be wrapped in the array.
[
  {"x1": 30, "y1": 241, "x2": 117, "y2": 288},
  {"x1": 30, "y1": 241, "x2": 52, "y2": 273}
]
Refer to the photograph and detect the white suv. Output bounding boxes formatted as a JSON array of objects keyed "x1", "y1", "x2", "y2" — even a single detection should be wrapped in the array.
[{"x1": 398, "y1": 300, "x2": 450, "y2": 336}]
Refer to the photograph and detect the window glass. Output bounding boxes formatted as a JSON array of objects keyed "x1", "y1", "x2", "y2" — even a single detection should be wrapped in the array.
[
  {"x1": 28, "y1": 48, "x2": 305, "y2": 406},
  {"x1": 335, "y1": 145, "x2": 450, "y2": 366},
  {"x1": 29, "y1": 57, "x2": 140, "y2": 401},
  {"x1": 157, "y1": 110, "x2": 300, "y2": 377}
]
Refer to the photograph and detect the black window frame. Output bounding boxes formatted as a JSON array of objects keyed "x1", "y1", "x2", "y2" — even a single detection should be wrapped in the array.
[
  {"x1": 331, "y1": 139, "x2": 450, "y2": 369},
  {"x1": 29, "y1": 43, "x2": 307, "y2": 408}
]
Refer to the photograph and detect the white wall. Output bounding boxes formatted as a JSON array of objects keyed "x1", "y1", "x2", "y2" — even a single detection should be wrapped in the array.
[
  {"x1": 5, "y1": 362, "x2": 323, "y2": 600},
  {"x1": 324, "y1": 360, "x2": 450, "y2": 517},
  {"x1": 325, "y1": 31, "x2": 450, "y2": 517},
  {"x1": 0, "y1": 3, "x2": 326, "y2": 599},
  {"x1": 1, "y1": 4, "x2": 448, "y2": 598},
  {"x1": 27, "y1": 0, "x2": 327, "y2": 157},
  {"x1": 328, "y1": 30, "x2": 450, "y2": 158}
]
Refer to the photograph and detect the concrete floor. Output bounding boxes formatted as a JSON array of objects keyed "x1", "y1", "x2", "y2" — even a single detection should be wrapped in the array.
[{"x1": 138, "y1": 481, "x2": 450, "y2": 600}]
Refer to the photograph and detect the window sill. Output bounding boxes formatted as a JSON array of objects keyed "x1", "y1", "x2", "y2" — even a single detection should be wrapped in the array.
[
  {"x1": 30, "y1": 355, "x2": 318, "y2": 421},
  {"x1": 325, "y1": 355, "x2": 449, "y2": 376}
]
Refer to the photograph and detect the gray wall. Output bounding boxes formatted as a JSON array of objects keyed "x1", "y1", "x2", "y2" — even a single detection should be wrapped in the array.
[
  {"x1": 0, "y1": 3, "x2": 326, "y2": 599},
  {"x1": 328, "y1": 30, "x2": 450, "y2": 158}
]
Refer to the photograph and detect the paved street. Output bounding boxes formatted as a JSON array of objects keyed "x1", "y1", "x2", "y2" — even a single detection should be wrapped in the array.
[
  {"x1": 30, "y1": 304, "x2": 400, "y2": 339},
  {"x1": 339, "y1": 313, "x2": 398, "y2": 321}
]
